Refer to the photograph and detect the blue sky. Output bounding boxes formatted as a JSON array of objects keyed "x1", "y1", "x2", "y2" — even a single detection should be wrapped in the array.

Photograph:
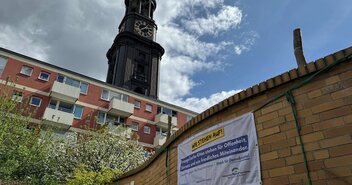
[{"x1": 0, "y1": 0, "x2": 351, "y2": 112}]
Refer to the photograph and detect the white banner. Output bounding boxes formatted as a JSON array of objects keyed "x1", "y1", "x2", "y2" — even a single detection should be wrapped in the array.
[{"x1": 177, "y1": 113, "x2": 261, "y2": 185}]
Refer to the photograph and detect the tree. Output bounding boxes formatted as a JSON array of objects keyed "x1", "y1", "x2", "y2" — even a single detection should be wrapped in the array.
[
  {"x1": 0, "y1": 80, "x2": 149, "y2": 184},
  {"x1": 0, "y1": 80, "x2": 59, "y2": 184},
  {"x1": 50, "y1": 126, "x2": 148, "y2": 184}
]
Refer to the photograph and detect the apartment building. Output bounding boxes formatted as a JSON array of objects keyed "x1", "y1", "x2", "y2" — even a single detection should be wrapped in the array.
[{"x1": 0, "y1": 48, "x2": 197, "y2": 148}]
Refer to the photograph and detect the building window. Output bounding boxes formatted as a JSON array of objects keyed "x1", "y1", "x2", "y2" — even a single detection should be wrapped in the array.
[
  {"x1": 73, "y1": 105, "x2": 84, "y2": 119},
  {"x1": 131, "y1": 122, "x2": 138, "y2": 131},
  {"x1": 145, "y1": 104, "x2": 152, "y2": 112},
  {"x1": 157, "y1": 106, "x2": 177, "y2": 117},
  {"x1": 57, "y1": 74, "x2": 89, "y2": 94},
  {"x1": 101, "y1": 89, "x2": 109, "y2": 100},
  {"x1": 96, "y1": 111, "x2": 125, "y2": 126},
  {"x1": 187, "y1": 115, "x2": 193, "y2": 122},
  {"x1": 49, "y1": 100, "x2": 84, "y2": 119},
  {"x1": 134, "y1": 100, "x2": 141, "y2": 108},
  {"x1": 11, "y1": 91, "x2": 23, "y2": 102},
  {"x1": 0, "y1": 56, "x2": 7, "y2": 77},
  {"x1": 144, "y1": 126, "x2": 151, "y2": 134},
  {"x1": 100, "y1": 89, "x2": 128, "y2": 102},
  {"x1": 30, "y1": 96, "x2": 42, "y2": 107},
  {"x1": 80, "y1": 82, "x2": 89, "y2": 94},
  {"x1": 38, "y1": 71, "x2": 50, "y2": 81},
  {"x1": 20, "y1": 66, "x2": 33, "y2": 76}
]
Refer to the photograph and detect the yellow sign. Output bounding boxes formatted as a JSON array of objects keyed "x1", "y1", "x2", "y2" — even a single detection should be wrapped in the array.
[{"x1": 191, "y1": 128, "x2": 224, "y2": 151}]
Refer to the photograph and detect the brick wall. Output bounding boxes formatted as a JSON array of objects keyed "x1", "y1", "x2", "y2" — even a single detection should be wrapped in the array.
[{"x1": 114, "y1": 47, "x2": 352, "y2": 185}]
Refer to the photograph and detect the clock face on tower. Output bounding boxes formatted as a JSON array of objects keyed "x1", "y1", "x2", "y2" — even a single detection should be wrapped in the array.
[{"x1": 134, "y1": 20, "x2": 153, "y2": 38}]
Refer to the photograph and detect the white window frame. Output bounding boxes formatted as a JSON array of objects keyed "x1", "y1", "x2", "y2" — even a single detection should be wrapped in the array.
[
  {"x1": 0, "y1": 56, "x2": 7, "y2": 77},
  {"x1": 48, "y1": 100, "x2": 84, "y2": 119},
  {"x1": 29, "y1": 96, "x2": 42, "y2": 107},
  {"x1": 145, "y1": 104, "x2": 152, "y2": 112},
  {"x1": 73, "y1": 105, "x2": 84, "y2": 119},
  {"x1": 57, "y1": 74, "x2": 89, "y2": 94},
  {"x1": 38, "y1": 71, "x2": 50, "y2": 81},
  {"x1": 134, "y1": 100, "x2": 141, "y2": 109},
  {"x1": 79, "y1": 82, "x2": 89, "y2": 95},
  {"x1": 144, "y1": 125, "x2": 151, "y2": 134},
  {"x1": 96, "y1": 111, "x2": 125, "y2": 125},
  {"x1": 101, "y1": 89, "x2": 110, "y2": 101},
  {"x1": 20, "y1": 66, "x2": 33, "y2": 76},
  {"x1": 12, "y1": 91, "x2": 23, "y2": 102},
  {"x1": 131, "y1": 122, "x2": 139, "y2": 131},
  {"x1": 101, "y1": 89, "x2": 128, "y2": 102}
]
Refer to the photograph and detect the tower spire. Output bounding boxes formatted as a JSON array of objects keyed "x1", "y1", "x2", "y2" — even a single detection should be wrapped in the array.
[{"x1": 106, "y1": 0, "x2": 164, "y2": 99}]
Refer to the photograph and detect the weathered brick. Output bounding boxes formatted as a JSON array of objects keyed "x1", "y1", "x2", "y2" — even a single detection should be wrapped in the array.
[
  {"x1": 269, "y1": 166, "x2": 294, "y2": 177},
  {"x1": 286, "y1": 155, "x2": 303, "y2": 165},
  {"x1": 312, "y1": 117, "x2": 344, "y2": 131},
  {"x1": 331, "y1": 86, "x2": 352, "y2": 100},
  {"x1": 301, "y1": 132, "x2": 324, "y2": 143},
  {"x1": 263, "y1": 117, "x2": 286, "y2": 128},
  {"x1": 329, "y1": 143, "x2": 352, "y2": 157},
  {"x1": 323, "y1": 125, "x2": 352, "y2": 138},
  {"x1": 305, "y1": 115, "x2": 320, "y2": 124},
  {"x1": 289, "y1": 173, "x2": 309, "y2": 184},
  {"x1": 325, "y1": 76, "x2": 341, "y2": 85},
  {"x1": 294, "y1": 161, "x2": 325, "y2": 173},
  {"x1": 261, "y1": 159, "x2": 286, "y2": 170},
  {"x1": 340, "y1": 70, "x2": 352, "y2": 80},
  {"x1": 313, "y1": 150, "x2": 329, "y2": 160},
  {"x1": 317, "y1": 167, "x2": 352, "y2": 180},
  {"x1": 258, "y1": 126, "x2": 280, "y2": 137},
  {"x1": 320, "y1": 135, "x2": 352, "y2": 148},
  {"x1": 320, "y1": 106, "x2": 352, "y2": 121},
  {"x1": 311, "y1": 99, "x2": 344, "y2": 114},
  {"x1": 324, "y1": 155, "x2": 352, "y2": 168},
  {"x1": 257, "y1": 112, "x2": 279, "y2": 124},
  {"x1": 263, "y1": 176, "x2": 289, "y2": 185},
  {"x1": 278, "y1": 148, "x2": 291, "y2": 157},
  {"x1": 278, "y1": 107, "x2": 291, "y2": 116},
  {"x1": 259, "y1": 144, "x2": 271, "y2": 154},
  {"x1": 262, "y1": 133, "x2": 286, "y2": 144},
  {"x1": 261, "y1": 151, "x2": 279, "y2": 161},
  {"x1": 261, "y1": 102, "x2": 283, "y2": 114},
  {"x1": 308, "y1": 89, "x2": 322, "y2": 99}
]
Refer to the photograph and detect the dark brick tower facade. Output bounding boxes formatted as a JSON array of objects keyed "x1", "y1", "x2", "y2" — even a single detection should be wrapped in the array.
[{"x1": 106, "y1": 0, "x2": 164, "y2": 99}]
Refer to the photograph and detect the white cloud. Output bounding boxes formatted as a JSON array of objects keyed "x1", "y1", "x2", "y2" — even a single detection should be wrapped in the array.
[
  {"x1": 153, "y1": 1, "x2": 257, "y2": 112},
  {"x1": 171, "y1": 90, "x2": 242, "y2": 113},
  {"x1": 182, "y1": 6, "x2": 242, "y2": 36},
  {"x1": 0, "y1": 0, "x2": 256, "y2": 113},
  {"x1": 0, "y1": 25, "x2": 49, "y2": 61}
]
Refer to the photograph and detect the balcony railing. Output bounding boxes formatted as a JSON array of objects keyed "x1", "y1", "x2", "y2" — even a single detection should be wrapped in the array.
[
  {"x1": 154, "y1": 113, "x2": 177, "y2": 129},
  {"x1": 42, "y1": 107, "x2": 74, "y2": 129},
  {"x1": 50, "y1": 81, "x2": 80, "y2": 103},
  {"x1": 108, "y1": 97, "x2": 134, "y2": 117},
  {"x1": 154, "y1": 133, "x2": 167, "y2": 147},
  {"x1": 108, "y1": 124, "x2": 132, "y2": 139}
]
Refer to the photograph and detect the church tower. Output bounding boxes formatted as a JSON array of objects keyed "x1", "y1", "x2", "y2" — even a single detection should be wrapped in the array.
[{"x1": 106, "y1": 0, "x2": 164, "y2": 99}]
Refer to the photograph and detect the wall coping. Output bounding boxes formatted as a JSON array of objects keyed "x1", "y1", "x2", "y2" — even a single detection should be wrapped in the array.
[{"x1": 115, "y1": 46, "x2": 352, "y2": 181}]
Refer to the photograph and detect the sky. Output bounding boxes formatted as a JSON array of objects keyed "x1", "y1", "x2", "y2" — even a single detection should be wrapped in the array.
[{"x1": 0, "y1": 0, "x2": 351, "y2": 113}]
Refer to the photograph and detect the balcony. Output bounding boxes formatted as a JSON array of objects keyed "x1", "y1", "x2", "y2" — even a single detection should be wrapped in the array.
[
  {"x1": 42, "y1": 108, "x2": 74, "y2": 129},
  {"x1": 50, "y1": 81, "x2": 80, "y2": 103},
  {"x1": 108, "y1": 124, "x2": 132, "y2": 139},
  {"x1": 108, "y1": 98, "x2": 134, "y2": 117},
  {"x1": 154, "y1": 134, "x2": 167, "y2": 147},
  {"x1": 154, "y1": 113, "x2": 177, "y2": 129}
]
